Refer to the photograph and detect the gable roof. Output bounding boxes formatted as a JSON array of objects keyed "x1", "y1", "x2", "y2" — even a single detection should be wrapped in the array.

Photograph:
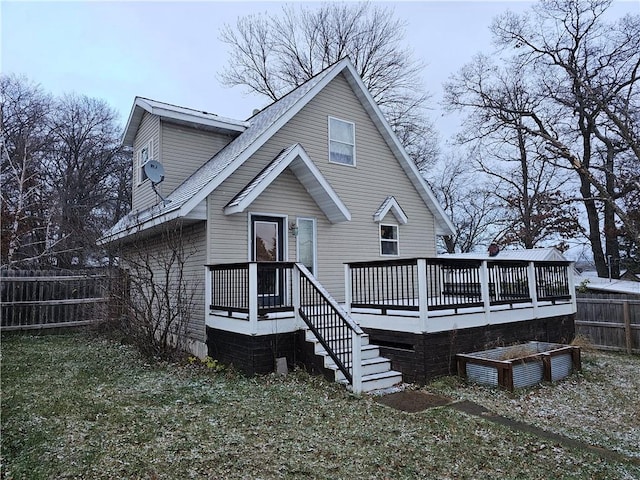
[
  {"x1": 224, "y1": 143, "x2": 351, "y2": 223},
  {"x1": 99, "y1": 58, "x2": 455, "y2": 245},
  {"x1": 373, "y1": 196, "x2": 408, "y2": 225},
  {"x1": 122, "y1": 97, "x2": 248, "y2": 147}
]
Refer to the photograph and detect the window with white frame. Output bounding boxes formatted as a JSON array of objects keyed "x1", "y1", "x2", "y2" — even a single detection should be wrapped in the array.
[
  {"x1": 328, "y1": 117, "x2": 355, "y2": 166},
  {"x1": 137, "y1": 140, "x2": 152, "y2": 184},
  {"x1": 380, "y1": 224, "x2": 399, "y2": 256}
]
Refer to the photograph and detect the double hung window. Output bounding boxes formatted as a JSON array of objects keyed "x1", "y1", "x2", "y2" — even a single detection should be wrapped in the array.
[
  {"x1": 137, "y1": 140, "x2": 152, "y2": 184},
  {"x1": 380, "y1": 224, "x2": 399, "y2": 256},
  {"x1": 328, "y1": 117, "x2": 355, "y2": 166}
]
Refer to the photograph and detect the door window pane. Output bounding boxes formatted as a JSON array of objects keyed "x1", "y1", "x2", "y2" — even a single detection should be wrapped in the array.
[{"x1": 255, "y1": 221, "x2": 278, "y2": 262}]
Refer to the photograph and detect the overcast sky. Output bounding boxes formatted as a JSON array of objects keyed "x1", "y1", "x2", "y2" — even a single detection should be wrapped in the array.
[{"x1": 2, "y1": 1, "x2": 637, "y2": 141}]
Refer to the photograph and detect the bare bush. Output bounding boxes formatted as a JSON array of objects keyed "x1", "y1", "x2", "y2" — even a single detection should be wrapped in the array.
[{"x1": 111, "y1": 222, "x2": 199, "y2": 360}]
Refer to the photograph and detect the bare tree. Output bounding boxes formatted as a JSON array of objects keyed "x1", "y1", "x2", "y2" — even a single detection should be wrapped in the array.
[
  {"x1": 428, "y1": 153, "x2": 502, "y2": 253},
  {"x1": 0, "y1": 75, "x2": 56, "y2": 267},
  {"x1": 1, "y1": 75, "x2": 131, "y2": 269},
  {"x1": 445, "y1": 0, "x2": 639, "y2": 276},
  {"x1": 220, "y1": 2, "x2": 438, "y2": 170},
  {"x1": 47, "y1": 94, "x2": 129, "y2": 269}
]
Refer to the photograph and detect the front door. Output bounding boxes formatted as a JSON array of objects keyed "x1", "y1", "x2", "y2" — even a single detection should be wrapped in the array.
[{"x1": 251, "y1": 215, "x2": 285, "y2": 306}]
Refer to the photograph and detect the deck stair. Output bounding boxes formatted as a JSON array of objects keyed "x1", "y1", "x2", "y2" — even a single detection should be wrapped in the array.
[
  {"x1": 303, "y1": 326, "x2": 403, "y2": 393},
  {"x1": 296, "y1": 263, "x2": 402, "y2": 393}
]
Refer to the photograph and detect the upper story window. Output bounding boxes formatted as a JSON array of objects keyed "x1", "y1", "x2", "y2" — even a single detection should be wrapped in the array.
[
  {"x1": 328, "y1": 117, "x2": 355, "y2": 166},
  {"x1": 137, "y1": 140, "x2": 152, "y2": 184},
  {"x1": 380, "y1": 224, "x2": 399, "y2": 256}
]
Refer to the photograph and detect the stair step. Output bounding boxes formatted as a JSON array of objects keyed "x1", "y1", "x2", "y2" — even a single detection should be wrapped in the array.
[
  {"x1": 314, "y1": 343, "x2": 380, "y2": 360},
  {"x1": 329, "y1": 357, "x2": 392, "y2": 381},
  {"x1": 361, "y1": 370, "x2": 403, "y2": 393},
  {"x1": 346, "y1": 370, "x2": 403, "y2": 393},
  {"x1": 304, "y1": 329, "x2": 370, "y2": 346}
]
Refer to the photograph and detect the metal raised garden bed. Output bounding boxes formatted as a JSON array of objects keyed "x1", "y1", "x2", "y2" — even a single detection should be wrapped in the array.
[{"x1": 456, "y1": 341, "x2": 581, "y2": 391}]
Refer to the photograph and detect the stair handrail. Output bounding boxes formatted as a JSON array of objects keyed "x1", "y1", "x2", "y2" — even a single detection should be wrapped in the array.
[{"x1": 295, "y1": 263, "x2": 363, "y2": 392}]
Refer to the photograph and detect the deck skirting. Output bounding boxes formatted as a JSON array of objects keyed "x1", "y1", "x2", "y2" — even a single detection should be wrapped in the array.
[{"x1": 362, "y1": 314, "x2": 576, "y2": 385}]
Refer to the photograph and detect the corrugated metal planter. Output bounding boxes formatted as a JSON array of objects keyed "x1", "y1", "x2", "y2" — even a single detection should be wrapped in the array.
[{"x1": 456, "y1": 342, "x2": 581, "y2": 391}]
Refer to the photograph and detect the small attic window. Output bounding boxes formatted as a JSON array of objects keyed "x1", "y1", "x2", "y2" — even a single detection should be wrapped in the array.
[
  {"x1": 380, "y1": 224, "x2": 399, "y2": 256},
  {"x1": 137, "y1": 140, "x2": 152, "y2": 184},
  {"x1": 328, "y1": 117, "x2": 355, "y2": 166}
]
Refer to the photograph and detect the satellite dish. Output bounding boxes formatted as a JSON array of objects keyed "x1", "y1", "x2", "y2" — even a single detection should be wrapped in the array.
[{"x1": 144, "y1": 160, "x2": 165, "y2": 184}]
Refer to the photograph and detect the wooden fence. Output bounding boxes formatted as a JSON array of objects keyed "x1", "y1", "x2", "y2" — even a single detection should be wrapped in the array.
[
  {"x1": 0, "y1": 270, "x2": 116, "y2": 331},
  {"x1": 576, "y1": 293, "x2": 640, "y2": 354}
]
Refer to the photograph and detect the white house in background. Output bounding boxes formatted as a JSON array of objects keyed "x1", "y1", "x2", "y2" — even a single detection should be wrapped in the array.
[
  {"x1": 99, "y1": 59, "x2": 577, "y2": 392},
  {"x1": 575, "y1": 271, "x2": 640, "y2": 296},
  {"x1": 440, "y1": 247, "x2": 569, "y2": 262}
]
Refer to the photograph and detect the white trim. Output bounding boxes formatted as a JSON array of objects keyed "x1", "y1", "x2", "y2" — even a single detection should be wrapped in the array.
[
  {"x1": 225, "y1": 144, "x2": 351, "y2": 224},
  {"x1": 328, "y1": 116, "x2": 356, "y2": 167},
  {"x1": 296, "y1": 217, "x2": 317, "y2": 275},
  {"x1": 379, "y1": 223, "x2": 400, "y2": 257},
  {"x1": 373, "y1": 196, "x2": 408, "y2": 225}
]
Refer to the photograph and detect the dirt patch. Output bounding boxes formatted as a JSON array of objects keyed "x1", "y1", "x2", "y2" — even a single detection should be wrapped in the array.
[{"x1": 375, "y1": 390, "x2": 452, "y2": 413}]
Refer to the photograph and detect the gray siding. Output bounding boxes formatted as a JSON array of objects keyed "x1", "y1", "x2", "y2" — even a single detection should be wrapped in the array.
[
  {"x1": 123, "y1": 221, "x2": 207, "y2": 343},
  {"x1": 132, "y1": 113, "x2": 160, "y2": 211},
  {"x1": 207, "y1": 72, "x2": 438, "y2": 301},
  {"x1": 160, "y1": 121, "x2": 234, "y2": 197},
  {"x1": 179, "y1": 222, "x2": 207, "y2": 341}
]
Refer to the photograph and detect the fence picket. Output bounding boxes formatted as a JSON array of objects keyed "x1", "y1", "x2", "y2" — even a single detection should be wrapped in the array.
[
  {"x1": 576, "y1": 293, "x2": 640, "y2": 354},
  {"x1": 1, "y1": 270, "x2": 118, "y2": 331}
]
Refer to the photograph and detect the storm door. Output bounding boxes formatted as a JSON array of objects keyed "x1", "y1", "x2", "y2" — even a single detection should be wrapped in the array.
[{"x1": 251, "y1": 216, "x2": 285, "y2": 307}]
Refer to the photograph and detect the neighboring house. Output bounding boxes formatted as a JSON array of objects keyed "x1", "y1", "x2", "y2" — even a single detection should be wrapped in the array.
[
  {"x1": 575, "y1": 271, "x2": 640, "y2": 297},
  {"x1": 100, "y1": 59, "x2": 576, "y2": 392},
  {"x1": 440, "y1": 247, "x2": 569, "y2": 263}
]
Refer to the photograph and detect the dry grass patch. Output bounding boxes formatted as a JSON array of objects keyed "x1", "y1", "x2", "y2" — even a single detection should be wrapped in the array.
[
  {"x1": 2, "y1": 333, "x2": 639, "y2": 480},
  {"x1": 427, "y1": 350, "x2": 640, "y2": 463}
]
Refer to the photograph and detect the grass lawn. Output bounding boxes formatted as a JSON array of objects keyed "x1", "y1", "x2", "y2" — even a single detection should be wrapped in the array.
[{"x1": 2, "y1": 333, "x2": 639, "y2": 480}]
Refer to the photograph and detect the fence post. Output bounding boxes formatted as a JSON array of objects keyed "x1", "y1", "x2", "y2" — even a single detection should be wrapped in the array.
[
  {"x1": 351, "y1": 330, "x2": 362, "y2": 394},
  {"x1": 479, "y1": 261, "x2": 491, "y2": 323},
  {"x1": 527, "y1": 262, "x2": 538, "y2": 317},
  {"x1": 417, "y1": 258, "x2": 429, "y2": 333},
  {"x1": 344, "y1": 263, "x2": 352, "y2": 315},
  {"x1": 623, "y1": 300, "x2": 632, "y2": 354},
  {"x1": 248, "y1": 263, "x2": 258, "y2": 334}
]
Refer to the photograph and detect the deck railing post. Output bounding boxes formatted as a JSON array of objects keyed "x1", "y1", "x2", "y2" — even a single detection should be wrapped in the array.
[
  {"x1": 417, "y1": 258, "x2": 429, "y2": 332},
  {"x1": 292, "y1": 265, "x2": 302, "y2": 328},
  {"x1": 351, "y1": 331, "x2": 362, "y2": 394},
  {"x1": 204, "y1": 266, "x2": 212, "y2": 324},
  {"x1": 567, "y1": 263, "x2": 577, "y2": 312},
  {"x1": 248, "y1": 262, "x2": 258, "y2": 334},
  {"x1": 527, "y1": 262, "x2": 538, "y2": 316},
  {"x1": 479, "y1": 261, "x2": 491, "y2": 322},
  {"x1": 344, "y1": 263, "x2": 352, "y2": 315}
]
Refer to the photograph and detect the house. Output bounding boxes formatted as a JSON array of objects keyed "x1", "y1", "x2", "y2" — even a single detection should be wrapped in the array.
[
  {"x1": 575, "y1": 271, "x2": 640, "y2": 297},
  {"x1": 99, "y1": 59, "x2": 576, "y2": 392},
  {"x1": 440, "y1": 246, "x2": 569, "y2": 263}
]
